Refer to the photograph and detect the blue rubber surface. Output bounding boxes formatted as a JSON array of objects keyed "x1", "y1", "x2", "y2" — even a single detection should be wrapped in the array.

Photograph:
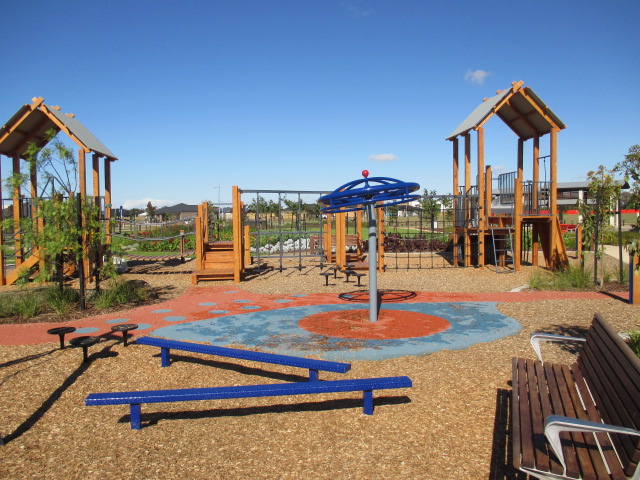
[{"x1": 152, "y1": 302, "x2": 522, "y2": 361}]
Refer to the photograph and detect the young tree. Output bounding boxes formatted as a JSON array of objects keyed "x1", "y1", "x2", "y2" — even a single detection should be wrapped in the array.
[
  {"x1": 578, "y1": 165, "x2": 621, "y2": 284},
  {"x1": 129, "y1": 208, "x2": 142, "y2": 221},
  {"x1": 283, "y1": 196, "x2": 304, "y2": 231},
  {"x1": 145, "y1": 201, "x2": 156, "y2": 223},
  {"x1": 420, "y1": 189, "x2": 441, "y2": 230},
  {"x1": 614, "y1": 144, "x2": 640, "y2": 208}
]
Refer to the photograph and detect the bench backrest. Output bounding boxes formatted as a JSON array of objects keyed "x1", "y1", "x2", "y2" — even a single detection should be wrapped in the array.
[{"x1": 578, "y1": 313, "x2": 640, "y2": 477}]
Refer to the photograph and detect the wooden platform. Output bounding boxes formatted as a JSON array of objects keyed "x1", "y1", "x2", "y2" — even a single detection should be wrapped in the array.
[{"x1": 192, "y1": 241, "x2": 235, "y2": 284}]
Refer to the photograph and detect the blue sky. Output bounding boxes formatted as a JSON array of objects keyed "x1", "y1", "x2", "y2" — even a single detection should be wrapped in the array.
[{"x1": 1, "y1": 0, "x2": 638, "y2": 209}]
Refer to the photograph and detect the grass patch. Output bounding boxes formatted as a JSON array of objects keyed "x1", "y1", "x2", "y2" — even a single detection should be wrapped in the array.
[
  {"x1": 45, "y1": 287, "x2": 80, "y2": 316},
  {"x1": 0, "y1": 290, "x2": 45, "y2": 319},
  {"x1": 529, "y1": 265, "x2": 593, "y2": 290},
  {"x1": 92, "y1": 279, "x2": 149, "y2": 309}
]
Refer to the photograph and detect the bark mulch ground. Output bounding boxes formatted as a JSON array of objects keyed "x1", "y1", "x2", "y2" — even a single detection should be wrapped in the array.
[{"x1": 1, "y1": 256, "x2": 637, "y2": 479}]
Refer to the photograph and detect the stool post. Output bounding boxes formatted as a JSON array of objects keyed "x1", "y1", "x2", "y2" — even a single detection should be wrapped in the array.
[
  {"x1": 160, "y1": 347, "x2": 171, "y2": 367},
  {"x1": 130, "y1": 404, "x2": 142, "y2": 430},
  {"x1": 363, "y1": 390, "x2": 374, "y2": 415},
  {"x1": 81, "y1": 345, "x2": 89, "y2": 363}
]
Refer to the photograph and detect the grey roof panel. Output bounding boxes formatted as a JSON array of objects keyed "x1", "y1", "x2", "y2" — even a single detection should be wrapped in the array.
[
  {"x1": 446, "y1": 89, "x2": 511, "y2": 140},
  {"x1": 46, "y1": 107, "x2": 117, "y2": 159}
]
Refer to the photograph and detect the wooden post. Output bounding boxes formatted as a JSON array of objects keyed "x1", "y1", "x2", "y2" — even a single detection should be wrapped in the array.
[
  {"x1": 12, "y1": 154, "x2": 22, "y2": 267},
  {"x1": 104, "y1": 158, "x2": 112, "y2": 244},
  {"x1": 550, "y1": 127, "x2": 559, "y2": 269},
  {"x1": 464, "y1": 133, "x2": 471, "y2": 267},
  {"x1": 485, "y1": 165, "x2": 492, "y2": 217},
  {"x1": 92, "y1": 153, "x2": 100, "y2": 208},
  {"x1": 78, "y1": 149, "x2": 90, "y2": 282},
  {"x1": 514, "y1": 176, "x2": 523, "y2": 271},
  {"x1": 517, "y1": 138, "x2": 524, "y2": 180},
  {"x1": 452, "y1": 138, "x2": 459, "y2": 196},
  {"x1": 323, "y1": 215, "x2": 333, "y2": 263},
  {"x1": 464, "y1": 133, "x2": 471, "y2": 195},
  {"x1": 244, "y1": 225, "x2": 251, "y2": 266},
  {"x1": 452, "y1": 138, "x2": 459, "y2": 267},
  {"x1": 356, "y1": 210, "x2": 363, "y2": 259},
  {"x1": 532, "y1": 136, "x2": 540, "y2": 211},
  {"x1": 0, "y1": 156, "x2": 4, "y2": 286},
  {"x1": 232, "y1": 186, "x2": 242, "y2": 283},
  {"x1": 196, "y1": 203, "x2": 204, "y2": 271},
  {"x1": 477, "y1": 127, "x2": 485, "y2": 267},
  {"x1": 336, "y1": 210, "x2": 346, "y2": 268},
  {"x1": 631, "y1": 252, "x2": 640, "y2": 305}
]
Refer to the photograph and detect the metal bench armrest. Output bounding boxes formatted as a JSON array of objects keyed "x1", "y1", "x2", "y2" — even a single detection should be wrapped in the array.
[
  {"x1": 530, "y1": 333, "x2": 586, "y2": 362},
  {"x1": 544, "y1": 415, "x2": 640, "y2": 471}
]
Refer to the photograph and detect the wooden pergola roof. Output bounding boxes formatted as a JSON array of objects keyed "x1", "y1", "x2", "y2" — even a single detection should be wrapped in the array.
[
  {"x1": 0, "y1": 97, "x2": 117, "y2": 161},
  {"x1": 446, "y1": 81, "x2": 566, "y2": 141}
]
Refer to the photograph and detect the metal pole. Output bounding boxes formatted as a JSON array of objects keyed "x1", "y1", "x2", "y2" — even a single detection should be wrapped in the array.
[{"x1": 367, "y1": 203, "x2": 378, "y2": 322}]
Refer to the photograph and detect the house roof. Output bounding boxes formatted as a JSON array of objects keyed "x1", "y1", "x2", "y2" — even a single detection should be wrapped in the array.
[
  {"x1": 447, "y1": 81, "x2": 566, "y2": 141},
  {"x1": 0, "y1": 97, "x2": 117, "y2": 160},
  {"x1": 155, "y1": 203, "x2": 199, "y2": 214}
]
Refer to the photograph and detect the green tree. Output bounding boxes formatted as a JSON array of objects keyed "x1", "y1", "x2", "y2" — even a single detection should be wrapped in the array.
[
  {"x1": 129, "y1": 208, "x2": 142, "y2": 221},
  {"x1": 145, "y1": 202, "x2": 156, "y2": 223},
  {"x1": 578, "y1": 165, "x2": 621, "y2": 284},
  {"x1": 420, "y1": 189, "x2": 441, "y2": 230},
  {"x1": 283, "y1": 196, "x2": 304, "y2": 231},
  {"x1": 614, "y1": 144, "x2": 640, "y2": 208}
]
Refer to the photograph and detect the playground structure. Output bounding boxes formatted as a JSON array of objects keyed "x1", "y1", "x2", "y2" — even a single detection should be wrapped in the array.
[
  {"x1": 447, "y1": 80, "x2": 570, "y2": 272},
  {"x1": 0, "y1": 97, "x2": 117, "y2": 286},
  {"x1": 191, "y1": 186, "x2": 388, "y2": 284},
  {"x1": 319, "y1": 172, "x2": 420, "y2": 322}
]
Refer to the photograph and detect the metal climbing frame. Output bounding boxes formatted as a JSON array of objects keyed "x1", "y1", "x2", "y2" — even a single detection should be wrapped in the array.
[
  {"x1": 241, "y1": 189, "x2": 331, "y2": 274},
  {"x1": 384, "y1": 193, "x2": 462, "y2": 270}
]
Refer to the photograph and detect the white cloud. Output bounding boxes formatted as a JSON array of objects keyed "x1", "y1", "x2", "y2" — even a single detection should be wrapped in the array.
[
  {"x1": 465, "y1": 69, "x2": 493, "y2": 86},
  {"x1": 121, "y1": 198, "x2": 174, "y2": 210},
  {"x1": 369, "y1": 153, "x2": 397, "y2": 163}
]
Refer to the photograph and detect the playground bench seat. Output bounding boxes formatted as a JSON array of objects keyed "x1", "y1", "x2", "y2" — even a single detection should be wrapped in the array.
[
  {"x1": 85, "y1": 376, "x2": 413, "y2": 429},
  {"x1": 135, "y1": 337, "x2": 351, "y2": 381},
  {"x1": 511, "y1": 313, "x2": 640, "y2": 480}
]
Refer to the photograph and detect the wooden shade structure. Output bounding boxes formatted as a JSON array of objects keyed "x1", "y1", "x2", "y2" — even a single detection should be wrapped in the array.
[
  {"x1": 447, "y1": 81, "x2": 568, "y2": 271},
  {"x1": 0, "y1": 97, "x2": 118, "y2": 285}
]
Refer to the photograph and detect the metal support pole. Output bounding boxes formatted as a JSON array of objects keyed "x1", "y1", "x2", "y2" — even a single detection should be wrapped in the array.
[{"x1": 367, "y1": 204, "x2": 378, "y2": 322}]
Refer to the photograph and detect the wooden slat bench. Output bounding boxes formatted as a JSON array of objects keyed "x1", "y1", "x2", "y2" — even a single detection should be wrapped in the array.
[
  {"x1": 512, "y1": 313, "x2": 640, "y2": 480},
  {"x1": 85, "y1": 376, "x2": 413, "y2": 429},
  {"x1": 135, "y1": 337, "x2": 351, "y2": 381}
]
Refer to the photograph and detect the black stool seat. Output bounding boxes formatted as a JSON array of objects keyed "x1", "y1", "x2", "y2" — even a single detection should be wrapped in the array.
[
  {"x1": 344, "y1": 269, "x2": 356, "y2": 282},
  {"x1": 320, "y1": 271, "x2": 333, "y2": 286},
  {"x1": 69, "y1": 336, "x2": 100, "y2": 362},
  {"x1": 110, "y1": 323, "x2": 138, "y2": 346},
  {"x1": 47, "y1": 326, "x2": 76, "y2": 349},
  {"x1": 353, "y1": 272, "x2": 366, "y2": 287}
]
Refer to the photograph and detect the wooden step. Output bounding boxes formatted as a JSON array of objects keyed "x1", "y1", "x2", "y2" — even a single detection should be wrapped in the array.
[
  {"x1": 191, "y1": 268, "x2": 235, "y2": 284},
  {"x1": 205, "y1": 241, "x2": 233, "y2": 252}
]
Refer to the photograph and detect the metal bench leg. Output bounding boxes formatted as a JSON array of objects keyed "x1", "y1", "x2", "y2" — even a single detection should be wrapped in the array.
[
  {"x1": 363, "y1": 390, "x2": 374, "y2": 415},
  {"x1": 161, "y1": 347, "x2": 171, "y2": 367},
  {"x1": 309, "y1": 369, "x2": 319, "y2": 381},
  {"x1": 130, "y1": 404, "x2": 142, "y2": 430}
]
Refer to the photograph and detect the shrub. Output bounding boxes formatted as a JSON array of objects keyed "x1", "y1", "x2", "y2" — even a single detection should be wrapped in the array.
[
  {"x1": 16, "y1": 291, "x2": 43, "y2": 318},
  {"x1": 528, "y1": 265, "x2": 593, "y2": 290},
  {"x1": 45, "y1": 287, "x2": 80, "y2": 316},
  {"x1": 92, "y1": 279, "x2": 148, "y2": 309}
]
